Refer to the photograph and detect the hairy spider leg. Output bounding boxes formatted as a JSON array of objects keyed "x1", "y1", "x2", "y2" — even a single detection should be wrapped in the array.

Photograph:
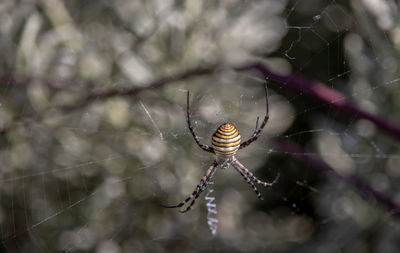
[
  {"x1": 233, "y1": 159, "x2": 280, "y2": 187},
  {"x1": 179, "y1": 161, "x2": 220, "y2": 213},
  {"x1": 187, "y1": 91, "x2": 214, "y2": 153},
  {"x1": 239, "y1": 79, "x2": 269, "y2": 149},
  {"x1": 160, "y1": 160, "x2": 218, "y2": 212},
  {"x1": 232, "y1": 162, "x2": 264, "y2": 200}
]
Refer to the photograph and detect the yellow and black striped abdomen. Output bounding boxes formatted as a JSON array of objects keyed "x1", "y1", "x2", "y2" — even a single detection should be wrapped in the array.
[{"x1": 212, "y1": 123, "x2": 241, "y2": 157}]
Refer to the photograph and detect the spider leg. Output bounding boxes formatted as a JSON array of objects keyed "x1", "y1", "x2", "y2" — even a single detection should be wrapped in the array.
[
  {"x1": 232, "y1": 162, "x2": 264, "y2": 200},
  {"x1": 160, "y1": 160, "x2": 218, "y2": 212},
  {"x1": 239, "y1": 79, "x2": 269, "y2": 150},
  {"x1": 254, "y1": 116, "x2": 260, "y2": 132},
  {"x1": 179, "y1": 161, "x2": 219, "y2": 213},
  {"x1": 179, "y1": 187, "x2": 205, "y2": 213},
  {"x1": 187, "y1": 91, "x2": 214, "y2": 153},
  {"x1": 234, "y1": 159, "x2": 279, "y2": 187},
  {"x1": 233, "y1": 159, "x2": 280, "y2": 187}
]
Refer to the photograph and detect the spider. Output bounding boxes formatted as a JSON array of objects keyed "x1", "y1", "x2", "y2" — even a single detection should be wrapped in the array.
[{"x1": 161, "y1": 79, "x2": 280, "y2": 213}]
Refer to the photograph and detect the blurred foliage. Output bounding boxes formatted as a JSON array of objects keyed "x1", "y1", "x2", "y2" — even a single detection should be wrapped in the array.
[{"x1": 1, "y1": 0, "x2": 400, "y2": 252}]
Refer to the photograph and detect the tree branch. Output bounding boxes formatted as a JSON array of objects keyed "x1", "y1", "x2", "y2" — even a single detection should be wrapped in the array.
[
  {"x1": 60, "y1": 64, "x2": 218, "y2": 112},
  {"x1": 274, "y1": 138, "x2": 400, "y2": 217}
]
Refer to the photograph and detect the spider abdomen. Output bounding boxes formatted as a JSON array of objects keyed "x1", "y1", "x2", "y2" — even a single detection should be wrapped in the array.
[{"x1": 212, "y1": 123, "x2": 241, "y2": 157}]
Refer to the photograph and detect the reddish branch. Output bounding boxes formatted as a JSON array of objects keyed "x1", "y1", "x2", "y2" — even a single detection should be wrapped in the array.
[
  {"x1": 275, "y1": 138, "x2": 400, "y2": 217},
  {"x1": 236, "y1": 63, "x2": 400, "y2": 141}
]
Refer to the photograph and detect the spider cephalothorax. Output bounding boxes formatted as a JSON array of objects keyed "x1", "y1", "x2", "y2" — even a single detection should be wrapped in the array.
[{"x1": 161, "y1": 80, "x2": 279, "y2": 213}]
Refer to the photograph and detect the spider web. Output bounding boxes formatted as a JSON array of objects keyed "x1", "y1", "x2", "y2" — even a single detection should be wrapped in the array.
[{"x1": 1, "y1": 0, "x2": 400, "y2": 252}]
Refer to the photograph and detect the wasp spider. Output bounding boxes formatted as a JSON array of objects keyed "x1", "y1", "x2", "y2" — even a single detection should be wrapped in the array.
[{"x1": 162, "y1": 80, "x2": 280, "y2": 213}]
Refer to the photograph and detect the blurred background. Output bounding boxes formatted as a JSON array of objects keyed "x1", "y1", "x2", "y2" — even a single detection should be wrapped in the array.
[{"x1": 1, "y1": 0, "x2": 400, "y2": 252}]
